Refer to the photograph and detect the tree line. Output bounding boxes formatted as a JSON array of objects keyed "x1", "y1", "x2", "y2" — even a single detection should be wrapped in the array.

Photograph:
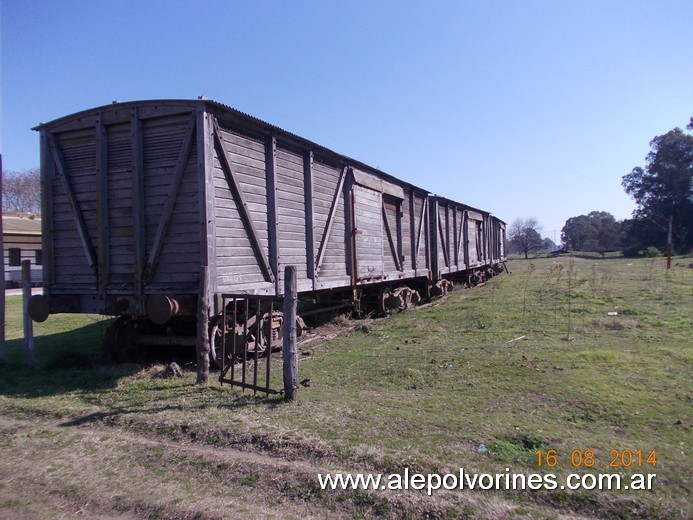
[
  {"x1": 510, "y1": 117, "x2": 692, "y2": 257},
  {"x1": 2, "y1": 168, "x2": 41, "y2": 214}
]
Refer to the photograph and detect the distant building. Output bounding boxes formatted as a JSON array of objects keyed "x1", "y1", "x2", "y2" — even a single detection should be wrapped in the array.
[{"x1": 3, "y1": 213, "x2": 42, "y2": 287}]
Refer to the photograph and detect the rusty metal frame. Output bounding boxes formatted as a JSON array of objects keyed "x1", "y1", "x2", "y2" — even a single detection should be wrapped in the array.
[{"x1": 218, "y1": 294, "x2": 280, "y2": 396}]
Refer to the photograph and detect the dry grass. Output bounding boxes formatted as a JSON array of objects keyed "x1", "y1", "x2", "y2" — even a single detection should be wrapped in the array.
[{"x1": 0, "y1": 254, "x2": 691, "y2": 519}]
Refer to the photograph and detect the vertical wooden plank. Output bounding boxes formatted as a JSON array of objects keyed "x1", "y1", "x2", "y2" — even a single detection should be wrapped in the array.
[
  {"x1": 41, "y1": 130, "x2": 55, "y2": 291},
  {"x1": 343, "y1": 170, "x2": 355, "y2": 282},
  {"x1": 283, "y1": 265, "x2": 298, "y2": 401},
  {"x1": 429, "y1": 197, "x2": 438, "y2": 277},
  {"x1": 453, "y1": 206, "x2": 458, "y2": 267},
  {"x1": 483, "y1": 215, "x2": 488, "y2": 261},
  {"x1": 444, "y1": 203, "x2": 451, "y2": 267},
  {"x1": 196, "y1": 265, "x2": 210, "y2": 384},
  {"x1": 213, "y1": 118, "x2": 275, "y2": 283},
  {"x1": 199, "y1": 107, "x2": 217, "y2": 312},
  {"x1": 382, "y1": 203, "x2": 402, "y2": 271},
  {"x1": 463, "y1": 210, "x2": 470, "y2": 268},
  {"x1": 456, "y1": 208, "x2": 465, "y2": 267},
  {"x1": 96, "y1": 113, "x2": 110, "y2": 300},
  {"x1": 314, "y1": 165, "x2": 347, "y2": 273},
  {"x1": 396, "y1": 199, "x2": 403, "y2": 268},
  {"x1": 409, "y1": 191, "x2": 417, "y2": 270},
  {"x1": 49, "y1": 134, "x2": 97, "y2": 271},
  {"x1": 131, "y1": 109, "x2": 145, "y2": 313},
  {"x1": 423, "y1": 197, "x2": 431, "y2": 275},
  {"x1": 303, "y1": 151, "x2": 315, "y2": 284},
  {"x1": 415, "y1": 195, "x2": 427, "y2": 267},
  {"x1": 144, "y1": 114, "x2": 197, "y2": 282},
  {"x1": 22, "y1": 260, "x2": 35, "y2": 368},
  {"x1": 266, "y1": 134, "x2": 279, "y2": 293}
]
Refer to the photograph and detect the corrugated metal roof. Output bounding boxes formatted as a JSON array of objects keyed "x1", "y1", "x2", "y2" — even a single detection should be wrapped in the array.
[
  {"x1": 34, "y1": 99, "x2": 506, "y2": 222},
  {"x1": 3, "y1": 215, "x2": 42, "y2": 235},
  {"x1": 35, "y1": 99, "x2": 430, "y2": 195}
]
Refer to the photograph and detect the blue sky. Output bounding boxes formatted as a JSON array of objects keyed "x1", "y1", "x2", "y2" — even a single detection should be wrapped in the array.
[{"x1": 2, "y1": 0, "x2": 691, "y2": 242}]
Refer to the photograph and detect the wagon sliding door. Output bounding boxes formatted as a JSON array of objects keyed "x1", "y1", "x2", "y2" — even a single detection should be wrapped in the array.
[
  {"x1": 350, "y1": 170, "x2": 408, "y2": 283},
  {"x1": 352, "y1": 184, "x2": 384, "y2": 281},
  {"x1": 467, "y1": 210, "x2": 484, "y2": 266}
]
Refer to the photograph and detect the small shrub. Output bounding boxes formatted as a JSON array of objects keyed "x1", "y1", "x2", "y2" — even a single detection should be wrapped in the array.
[{"x1": 645, "y1": 246, "x2": 661, "y2": 258}]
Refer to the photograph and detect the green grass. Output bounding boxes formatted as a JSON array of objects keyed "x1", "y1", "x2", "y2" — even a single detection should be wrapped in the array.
[
  {"x1": 0, "y1": 255, "x2": 691, "y2": 519},
  {"x1": 2, "y1": 295, "x2": 112, "y2": 368}
]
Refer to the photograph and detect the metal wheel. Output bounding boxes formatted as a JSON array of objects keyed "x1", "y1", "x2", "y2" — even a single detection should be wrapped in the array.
[
  {"x1": 103, "y1": 317, "x2": 138, "y2": 363},
  {"x1": 208, "y1": 314, "x2": 241, "y2": 369},
  {"x1": 378, "y1": 287, "x2": 392, "y2": 316}
]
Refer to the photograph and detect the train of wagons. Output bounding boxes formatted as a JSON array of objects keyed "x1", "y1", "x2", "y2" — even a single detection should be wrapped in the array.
[{"x1": 28, "y1": 99, "x2": 506, "y2": 363}]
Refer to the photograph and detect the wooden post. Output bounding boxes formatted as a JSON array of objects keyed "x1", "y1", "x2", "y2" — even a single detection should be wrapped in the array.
[
  {"x1": 22, "y1": 260, "x2": 35, "y2": 368},
  {"x1": 283, "y1": 265, "x2": 298, "y2": 401},
  {"x1": 196, "y1": 265, "x2": 210, "y2": 384}
]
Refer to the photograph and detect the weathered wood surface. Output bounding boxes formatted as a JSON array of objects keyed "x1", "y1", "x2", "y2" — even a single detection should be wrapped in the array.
[
  {"x1": 37, "y1": 100, "x2": 505, "y2": 320},
  {"x1": 196, "y1": 265, "x2": 209, "y2": 384},
  {"x1": 22, "y1": 260, "x2": 35, "y2": 368},
  {"x1": 283, "y1": 265, "x2": 298, "y2": 402}
]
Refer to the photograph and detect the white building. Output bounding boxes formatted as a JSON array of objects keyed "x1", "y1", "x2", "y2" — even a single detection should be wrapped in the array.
[{"x1": 3, "y1": 213, "x2": 42, "y2": 287}]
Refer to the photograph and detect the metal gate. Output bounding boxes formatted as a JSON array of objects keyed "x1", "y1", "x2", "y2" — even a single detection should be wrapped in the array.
[{"x1": 216, "y1": 294, "x2": 282, "y2": 395}]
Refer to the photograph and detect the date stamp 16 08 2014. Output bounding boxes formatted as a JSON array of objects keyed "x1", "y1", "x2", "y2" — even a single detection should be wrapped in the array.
[{"x1": 535, "y1": 449, "x2": 657, "y2": 469}]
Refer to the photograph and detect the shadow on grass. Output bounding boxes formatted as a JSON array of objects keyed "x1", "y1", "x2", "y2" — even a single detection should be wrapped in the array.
[
  {"x1": 0, "y1": 318, "x2": 289, "y2": 422},
  {"x1": 0, "y1": 319, "x2": 136, "y2": 397},
  {"x1": 59, "y1": 392, "x2": 285, "y2": 429}
]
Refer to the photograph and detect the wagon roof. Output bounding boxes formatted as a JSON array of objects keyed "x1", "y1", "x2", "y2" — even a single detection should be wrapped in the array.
[
  {"x1": 428, "y1": 194, "x2": 491, "y2": 218},
  {"x1": 33, "y1": 98, "x2": 426, "y2": 190},
  {"x1": 35, "y1": 99, "x2": 505, "y2": 221}
]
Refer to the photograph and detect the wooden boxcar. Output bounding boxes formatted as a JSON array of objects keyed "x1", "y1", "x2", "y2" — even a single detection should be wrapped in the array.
[
  {"x1": 29, "y1": 99, "x2": 506, "y2": 357},
  {"x1": 29, "y1": 100, "x2": 434, "y2": 319}
]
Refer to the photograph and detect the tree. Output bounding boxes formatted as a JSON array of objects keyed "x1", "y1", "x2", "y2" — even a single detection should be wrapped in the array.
[
  {"x1": 508, "y1": 218, "x2": 544, "y2": 259},
  {"x1": 2, "y1": 168, "x2": 41, "y2": 214},
  {"x1": 621, "y1": 122, "x2": 693, "y2": 253},
  {"x1": 561, "y1": 211, "x2": 622, "y2": 253},
  {"x1": 542, "y1": 237, "x2": 557, "y2": 252}
]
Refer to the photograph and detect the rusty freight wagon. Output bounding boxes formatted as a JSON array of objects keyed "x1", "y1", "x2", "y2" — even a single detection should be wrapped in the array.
[{"x1": 29, "y1": 99, "x2": 506, "y2": 361}]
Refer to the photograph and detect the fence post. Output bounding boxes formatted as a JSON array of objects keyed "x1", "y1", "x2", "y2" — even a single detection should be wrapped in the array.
[
  {"x1": 197, "y1": 265, "x2": 210, "y2": 384},
  {"x1": 22, "y1": 260, "x2": 35, "y2": 368},
  {"x1": 283, "y1": 265, "x2": 298, "y2": 401}
]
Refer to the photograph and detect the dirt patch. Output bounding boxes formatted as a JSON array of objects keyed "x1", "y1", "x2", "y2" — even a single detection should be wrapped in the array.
[{"x1": 591, "y1": 318, "x2": 641, "y2": 330}]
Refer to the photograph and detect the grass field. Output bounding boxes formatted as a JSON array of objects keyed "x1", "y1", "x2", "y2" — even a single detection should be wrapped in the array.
[{"x1": 0, "y1": 255, "x2": 691, "y2": 519}]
